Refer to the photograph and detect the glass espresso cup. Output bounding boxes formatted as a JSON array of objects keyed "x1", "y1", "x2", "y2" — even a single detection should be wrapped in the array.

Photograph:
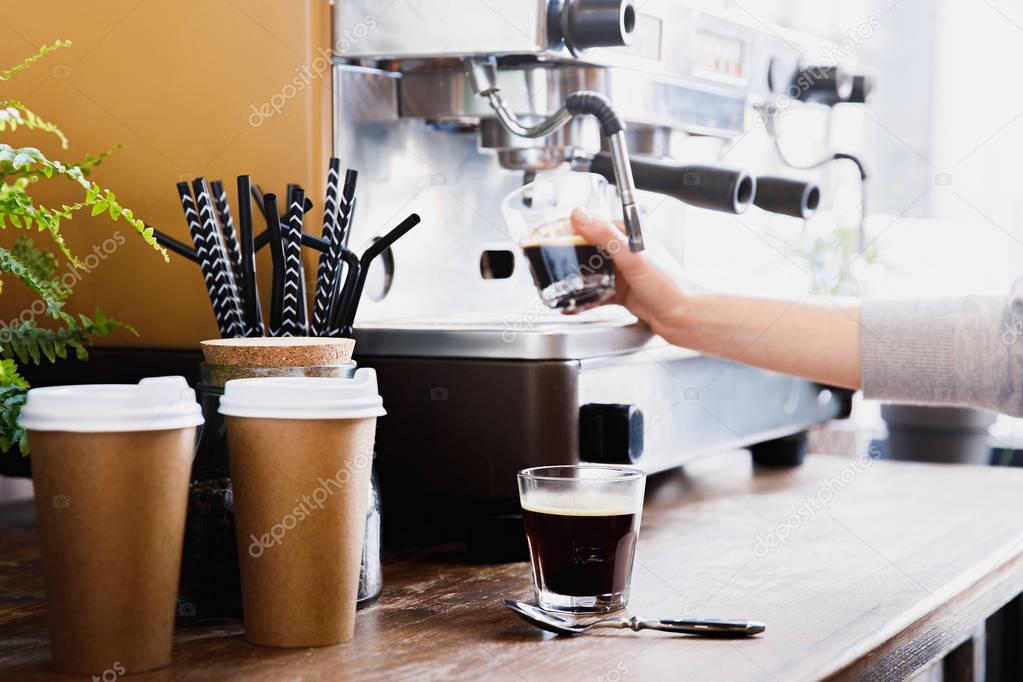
[
  {"x1": 502, "y1": 173, "x2": 616, "y2": 313},
  {"x1": 517, "y1": 465, "x2": 646, "y2": 614}
]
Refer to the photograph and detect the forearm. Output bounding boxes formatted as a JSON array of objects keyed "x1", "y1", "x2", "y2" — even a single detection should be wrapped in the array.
[
  {"x1": 569, "y1": 209, "x2": 1017, "y2": 410},
  {"x1": 860, "y1": 295, "x2": 1013, "y2": 412},
  {"x1": 657, "y1": 294, "x2": 862, "y2": 390}
]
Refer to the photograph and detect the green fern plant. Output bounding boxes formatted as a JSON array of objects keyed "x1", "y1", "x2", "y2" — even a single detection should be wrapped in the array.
[{"x1": 0, "y1": 40, "x2": 167, "y2": 456}]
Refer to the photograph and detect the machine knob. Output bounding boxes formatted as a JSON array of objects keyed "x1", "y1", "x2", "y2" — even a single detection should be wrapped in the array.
[
  {"x1": 555, "y1": 0, "x2": 637, "y2": 54},
  {"x1": 846, "y1": 74, "x2": 873, "y2": 104},
  {"x1": 792, "y1": 66, "x2": 853, "y2": 105},
  {"x1": 579, "y1": 403, "x2": 644, "y2": 464}
]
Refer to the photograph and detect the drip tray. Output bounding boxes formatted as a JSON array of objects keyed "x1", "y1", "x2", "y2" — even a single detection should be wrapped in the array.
[{"x1": 352, "y1": 309, "x2": 657, "y2": 360}]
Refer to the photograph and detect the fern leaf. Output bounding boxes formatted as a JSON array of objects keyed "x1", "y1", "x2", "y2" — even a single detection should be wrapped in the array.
[
  {"x1": 11, "y1": 235, "x2": 58, "y2": 281},
  {"x1": 0, "y1": 359, "x2": 28, "y2": 389},
  {"x1": 0, "y1": 308, "x2": 135, "y2": 368},
  {"x1": 0, "y1": 385, "x2": 28, "y2": 454},
  {"x1": 0, "y1": 101, "x2": 69, "y2": 149},
  {"x1": 0, "y1": 244, "x2": 70, "y2": 320},
  {"x1": 0, "y1": 40, "x2": 71, "y2": 82},
  {"x1": 0, "y1": 144, "x2": 169, "y2": 263},
  {"x1": 73, "y1": 144, "x2": 120, "y2": 177}
]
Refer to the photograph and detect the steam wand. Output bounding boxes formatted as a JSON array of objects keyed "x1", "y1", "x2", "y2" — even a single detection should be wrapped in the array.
[{"x1": 464, "y1": 57, "x2": 644, "y2": 252}]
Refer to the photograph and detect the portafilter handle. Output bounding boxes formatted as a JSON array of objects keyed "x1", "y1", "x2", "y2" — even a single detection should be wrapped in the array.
[
  {"x1": 585, "y1": 153, "x2": 755, "y2": 215},
  {"x1": 753, "y1": 176, "x2": 821, "y2": 220},
  {"x1": 464, "y1": 57, "x2": 645, "y2": 252}
]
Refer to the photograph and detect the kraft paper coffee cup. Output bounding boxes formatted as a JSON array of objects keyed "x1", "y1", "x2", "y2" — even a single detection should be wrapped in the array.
[
  {"x1": 18, "y1": 377, "x2": 203, "y2": 675},
  {"x1": 219, "y1": 369, "x2": 385, "y2": 647}
]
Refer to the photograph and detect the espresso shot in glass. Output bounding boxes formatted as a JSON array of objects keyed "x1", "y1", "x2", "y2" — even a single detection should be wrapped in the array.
[
  {"x1": 502, "y1": 173, "x2": 616, "y2": 313},
  {"x1": 517, "y1": 465, "x2": 646, "y2": 614}
]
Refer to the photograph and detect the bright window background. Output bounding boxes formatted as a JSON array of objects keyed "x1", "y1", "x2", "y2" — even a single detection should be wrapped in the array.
[
  {"x1": 670, "y1": 0, "x2": 1023, "y2": 300},
  {"x1": 664, "y1": 1, "x2": 1023, "y2": 443}
]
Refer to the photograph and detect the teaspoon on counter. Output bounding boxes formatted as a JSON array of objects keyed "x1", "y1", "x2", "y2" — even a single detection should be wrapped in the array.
[{"x1": 504, "y1": 600, "x2": 765, "y2": 638}]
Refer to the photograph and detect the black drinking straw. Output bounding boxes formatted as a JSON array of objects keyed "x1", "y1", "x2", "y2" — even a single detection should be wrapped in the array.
[
  {"x1": 328, "y1": 248, "x2": 361, "y2": 337},
  {"x1": 236, "y1": 175, "x2": 263, "y2": 336},
  {"x1": 210, "y1": 180, "x2": 243, "y2": 279},
  {"x1": 150, "y1": 226, "x2": 198, "y2": 263},
  {"x1": 312, "y1": 158, "x2": 342, "y2": 336},
  {"x1": 263, "y1": 193, "x2": 286, "y2": 336},
  {"x1": 176, "y1": 182, "x2": 234, "y2": 337},
  {"x1": 255, "y1": 226, "x2": 329, "y2": 252},
  {"x1": 326, "y1": 170, "x2": 359, "y2": 328},
  {"x1": 251, "y1": 183, "x2": 267, "y2": 222},
  {"x1": 252, "y1": 182, "x2": 311, "y2": 231},
  {"x1": 193, "y1": 178, "x2": 246, "y2": 338},
  {"x1": 325, "y1": 197, "x2": 355, "y2": 332},
  {"x1": 280, "y1": 188, "x2": 308, "y2": 336},
  {"x1": 253, "y1": 183, "x2": 314, "y2": 251},
  {"x1": 339, "y1": 213, "x2": 422, "y2": 336}
]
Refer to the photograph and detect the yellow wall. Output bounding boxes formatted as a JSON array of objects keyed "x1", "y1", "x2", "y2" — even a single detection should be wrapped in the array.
[{"x1": 0, "y1": 1, "x2": 333, "y2": 348}]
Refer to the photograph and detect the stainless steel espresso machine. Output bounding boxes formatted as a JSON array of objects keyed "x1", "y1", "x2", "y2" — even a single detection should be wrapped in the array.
[{"x1": 333, "y1": 0, "x2": 861, "y2": 556}]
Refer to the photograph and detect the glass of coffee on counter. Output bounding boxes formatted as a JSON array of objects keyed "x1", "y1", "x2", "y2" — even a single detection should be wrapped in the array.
[
  {"x1": 502, "y1": 173, "x2": 616, "y2": 313},
  {"x1": 518, "y1": 464, "x2": 646, "y2": 614}
]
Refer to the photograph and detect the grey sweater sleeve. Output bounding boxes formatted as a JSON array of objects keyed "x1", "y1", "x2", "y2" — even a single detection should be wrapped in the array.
[{"x1": 860, "y1": 279, "x2": 1023, "y2": 416}]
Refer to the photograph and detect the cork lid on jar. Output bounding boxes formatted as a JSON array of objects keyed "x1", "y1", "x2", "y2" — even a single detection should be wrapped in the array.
[{"x1": 200, "y1": 337, "x2": 355, "y2": 368}]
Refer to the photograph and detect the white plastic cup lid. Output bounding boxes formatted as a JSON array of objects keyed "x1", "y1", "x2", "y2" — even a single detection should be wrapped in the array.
[
  {"x1": 18, "y1": 376, "x2": 204, "y2": 433},
  {"x1": 218, "y1": 368, "x2": 386, "y2": 420}
]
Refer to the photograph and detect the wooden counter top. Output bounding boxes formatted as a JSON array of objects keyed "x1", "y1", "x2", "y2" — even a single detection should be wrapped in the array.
[{"x1": 3, "y1": 451, "x2": 1023, "y2": 681}]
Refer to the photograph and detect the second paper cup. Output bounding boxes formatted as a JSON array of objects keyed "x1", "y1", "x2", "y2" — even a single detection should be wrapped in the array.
[{"x1": 219, "y1": 369, "x2": 385, "y2": 647}]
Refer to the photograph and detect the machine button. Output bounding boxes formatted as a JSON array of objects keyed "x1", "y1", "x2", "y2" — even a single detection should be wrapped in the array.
[{"x1": 579, "y1": 403, "x2": 644, "y2": 464}]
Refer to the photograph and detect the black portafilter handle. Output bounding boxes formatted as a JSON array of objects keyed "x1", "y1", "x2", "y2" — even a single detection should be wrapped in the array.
[
  {"x1": 753, "y1": 176, "x2": 821, "y2": 220},
  {"x1": 589, "y1": 152, "x2": 755, "y2": 215}
]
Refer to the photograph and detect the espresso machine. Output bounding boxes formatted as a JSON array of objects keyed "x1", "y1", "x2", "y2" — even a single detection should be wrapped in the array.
[{"x1": 333, "y1": 0, "x2": 862, "y2": 554}]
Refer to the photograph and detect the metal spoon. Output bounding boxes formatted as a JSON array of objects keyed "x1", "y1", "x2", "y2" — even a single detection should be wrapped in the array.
[{"x1": 504, "y1": 600, "x2": 765, "y2": 638}]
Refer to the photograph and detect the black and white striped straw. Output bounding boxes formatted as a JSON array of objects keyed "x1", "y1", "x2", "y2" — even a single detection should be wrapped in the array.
[
  {"x1": 210, "y1": 180, "x2": 243, "y2": 280},
  {"x1": 279, "y1": 188, "x2": 308, "y2": 337},
  {"x1": 192, "y1": 178, "x2": 246, "y2": 338},
  {"x1": 336, "y1": 169, "x2": 358, "y2": 250},
  {"x1": 327, "y1": 171, "x2": 358, "y2": 334},
  {"x1": 311, "y1": 158, "x2": 342, "y2": 336},
  {"x1": 176, "y1": 182, "x2": 236, "y2": 338}
]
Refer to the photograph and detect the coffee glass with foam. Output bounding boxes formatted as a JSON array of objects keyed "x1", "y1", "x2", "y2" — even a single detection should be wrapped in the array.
[
  {"x1": 502, "y1": 172, "x2": 617, "y2": 312},
  {"x1": 517, "y1": 464, "x2": 646, "y2": 614}
]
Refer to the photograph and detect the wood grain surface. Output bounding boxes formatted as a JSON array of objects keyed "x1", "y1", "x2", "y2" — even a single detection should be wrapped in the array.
[{"x1": 3, "y1": 452, "x2": 1023, "y2": 681}]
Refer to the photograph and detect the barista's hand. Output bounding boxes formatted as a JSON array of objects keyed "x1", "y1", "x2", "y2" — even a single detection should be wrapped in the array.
[
  {"x1": 570, "y1": 208, "x2": 690, "y2": 343},
  {"x1": 570, "y1": 207, "x2": 862, "y2": 389}
]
